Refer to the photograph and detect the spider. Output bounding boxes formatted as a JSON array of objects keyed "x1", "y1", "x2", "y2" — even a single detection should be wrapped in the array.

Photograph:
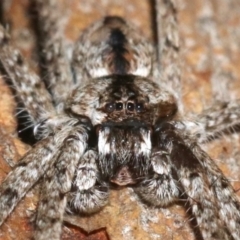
[{"x1": 0, "y1": 0, "x2": 240, "y2": 239}]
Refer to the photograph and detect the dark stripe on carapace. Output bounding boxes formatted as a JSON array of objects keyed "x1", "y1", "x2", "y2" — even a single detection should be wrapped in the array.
[
  {"x1": 104, "y1": 74, "x2": 136, "y2": 92},
  {"x1": 108, "y1": 28, "x2": 130, "y2": 74}
]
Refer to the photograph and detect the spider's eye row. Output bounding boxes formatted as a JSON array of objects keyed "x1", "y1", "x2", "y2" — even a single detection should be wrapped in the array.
[{"x1": 105, "y1": 101, "x2": 145, "y2": 112}]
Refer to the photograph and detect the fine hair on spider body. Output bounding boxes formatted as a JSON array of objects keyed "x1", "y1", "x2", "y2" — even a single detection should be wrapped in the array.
[{"x1": 0, "y1": 0, "x2": 240, "y2": 240}]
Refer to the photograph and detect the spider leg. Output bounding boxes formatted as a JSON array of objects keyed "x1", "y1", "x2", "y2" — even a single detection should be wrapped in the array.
[
  {"x1": 0, "y1": 24, "x2": 55, "y2": 124},
  {"x1": 152, "y1": 122, "x2": 240, "y2": 239},
  {"x1": 191, "y1": 140, "x2": 240, "y2": 240},
  {"x1": 0, "y1": 128, "x2": 72, "y2": 226},
  {"x1": 67, "y1": 149, "x2": 109, "y2": 214},
  {"x1": 174, "y1": 100, "x2": 240, "y2": 142},
  {"x1": 0, "y1": 21, "x2": 78, "y2": 141},
  {"x1": 34, "y1": 126, "x2": 88, "y2": 240},
  {"x1": 134, "y1": 150, "x2": 181, "y2": 207},
  {"x1": 33, "y1": 0, "x2": 73, "y2": 106},
  {"x1": 155, "y1": 0, "x2": 181, "y2": 99}
]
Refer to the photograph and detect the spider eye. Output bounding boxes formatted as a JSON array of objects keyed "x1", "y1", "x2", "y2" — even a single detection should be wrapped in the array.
[
  {"x1": 136, "y1": 103, "x2": 144, "y2": 112},
  {"x1": 105, "y1": 102, "x2": 115, "y2": 112},
  {"x1": 127, "y1": 102, "x2": 135, "y2": 111},
  {"x1": 116, "y1": 102, "x2": 123, "y2": 111}
]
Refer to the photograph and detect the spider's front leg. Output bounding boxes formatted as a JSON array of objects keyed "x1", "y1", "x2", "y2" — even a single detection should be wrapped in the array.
[
  {"x1": 0, "y1": 125, "x2": 83, "y2": 226},
  {"x1": 0, "y1": 18, "x2": 79, "y2": 228},
  {"x1": 0, "y1": 11, "x2": 91, "y2": 237},
  {"x1": 143, "y1": 122, "x2": 240, "y2": 240},
  {"x1": 35, "y1": 125, "x2": 89, "y2": 240}
]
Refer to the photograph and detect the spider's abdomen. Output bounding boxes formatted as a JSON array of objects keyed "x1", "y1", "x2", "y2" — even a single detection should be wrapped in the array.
[{"x1": 72, "y1": 16, "x2": 154, "y2": 84}]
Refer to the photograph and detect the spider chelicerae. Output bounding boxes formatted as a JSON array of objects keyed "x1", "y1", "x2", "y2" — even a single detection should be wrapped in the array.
[{"x1": 0, "y1": 0, "x2": 240, "y2": 239}]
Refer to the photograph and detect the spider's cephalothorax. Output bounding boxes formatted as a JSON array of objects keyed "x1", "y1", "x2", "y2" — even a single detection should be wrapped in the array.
[
  {"x1": 65, "y1": 71, "x2": 178, "y2": 214},
  {"x1": 66, "y1": 74, "x2": 177, "y2": 185},
  {"x1": 0, "y1": 1, "x2": 240, "y2": 240}
]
